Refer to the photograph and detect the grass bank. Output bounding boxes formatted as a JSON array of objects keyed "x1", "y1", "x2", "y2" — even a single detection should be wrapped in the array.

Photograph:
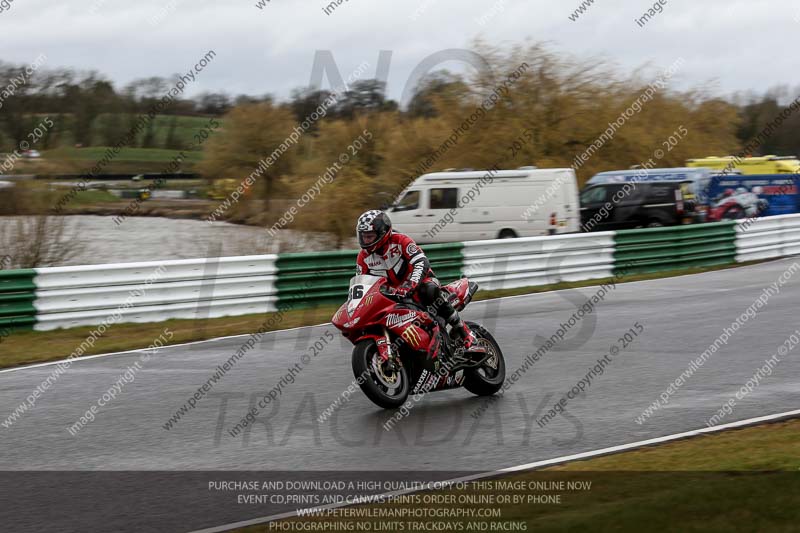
[{"x1": 235, "y1": 418, "x2": 800, "y2": 532}]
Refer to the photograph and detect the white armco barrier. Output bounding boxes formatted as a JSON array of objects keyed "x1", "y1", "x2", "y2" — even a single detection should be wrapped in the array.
[
  {"x1": 32, "y1": 255, "x2": 279, "y2": 331},
  {"x1": 462, "y1": 232, "x2": 616, "y2": 291},
  {"x1": 21, "y1": 215, "x2": 800, "y2": 332},
  {"x1": 736, "y1": 214, "x2": 800, "y2": 263}
]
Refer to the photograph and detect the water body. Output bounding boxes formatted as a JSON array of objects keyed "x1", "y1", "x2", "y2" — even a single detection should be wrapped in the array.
[{"x1": 0, "y1": 215, "x2": 349, "y2": 267}]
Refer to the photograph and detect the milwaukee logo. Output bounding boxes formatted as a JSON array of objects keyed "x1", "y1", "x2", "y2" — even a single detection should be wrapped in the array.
[{"x1": 386, "y1": 313, "x2": 416, "y2": 328}]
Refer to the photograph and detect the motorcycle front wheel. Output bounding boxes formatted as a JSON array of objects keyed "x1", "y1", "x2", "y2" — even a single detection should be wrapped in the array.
[{"x1": 352, "y1": 340, "x2": 410, "y2": 409}]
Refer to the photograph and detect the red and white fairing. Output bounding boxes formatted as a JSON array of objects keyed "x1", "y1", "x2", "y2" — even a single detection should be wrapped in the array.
[{"x1": 332, "y1": 275, "x2": 474, "y2": 357}]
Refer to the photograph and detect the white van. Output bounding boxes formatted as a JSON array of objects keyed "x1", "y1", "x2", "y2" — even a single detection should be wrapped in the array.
[{"x1": 389, "y1": 167, "x2": 580, "y2": 243}]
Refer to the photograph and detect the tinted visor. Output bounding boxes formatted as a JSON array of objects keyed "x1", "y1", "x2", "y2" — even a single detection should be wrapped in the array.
[{"x1": 359, "y1": 230, "x2": 378, "y2": 247}]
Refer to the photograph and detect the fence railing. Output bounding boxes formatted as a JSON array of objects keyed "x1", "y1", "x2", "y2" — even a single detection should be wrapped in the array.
[
  {"x1": 2, "y1": 215, "x2": 799, "y2": 332},
  {"x1": 614, "y1": 222, "x2": 737, "y2": 275},
  {"x1": 736, "y1": 214, "x2": 800, "y2": 263},
  {"x1": 275, "y1": 242, "x2": 463, "y2": 308},
  {"x1": 462, "y1": 233, "x2": 615, "y2": 291},
  {"x1": 0, "y1": 269, "x2": 37, "y2": 329},
  {"x1": 29, "y1": 256, "x2": 278, "y2": 331}
]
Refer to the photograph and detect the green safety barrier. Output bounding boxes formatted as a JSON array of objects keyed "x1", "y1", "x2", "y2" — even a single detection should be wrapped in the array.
[
  {"x1": 275, "y1": 242, "x2": 465, "y2": 309},
  {"x1": 0, "y1": 269, "x2": 38, "y2": 329},
  {"x1": 614, "y1": 222, "x2": 737, "y2": 275},
  {"x1": 0, "y1": 222, "x2": 764, "y2": 332}
]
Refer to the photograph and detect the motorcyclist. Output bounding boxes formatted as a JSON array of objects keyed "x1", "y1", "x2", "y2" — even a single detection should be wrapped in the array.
[{"x1": 355, "y1": 210, "x2": 480, "y2": 352}]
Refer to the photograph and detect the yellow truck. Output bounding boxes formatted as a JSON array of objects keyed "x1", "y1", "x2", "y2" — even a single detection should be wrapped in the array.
[
  {"x1": 208, "y1": 178, "x2": 239, "y2": 200},
  {"x1": 687, "y1": 155, "x2": 800, "y2": 175}
]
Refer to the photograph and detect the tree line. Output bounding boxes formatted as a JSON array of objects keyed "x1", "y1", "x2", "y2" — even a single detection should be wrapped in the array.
[
  {"x1": 3, "y1": 42, "x2": 800, "y2": 244},
  {"x1": 0, "y1": 62, "x2": 399, "y2": 152},
  {"x1": 197, "y1": 43, "x2": 800, "y2": 242}
]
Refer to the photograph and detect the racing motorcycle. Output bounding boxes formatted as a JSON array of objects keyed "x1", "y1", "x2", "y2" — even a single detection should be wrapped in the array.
[
  {"x1": 331, "y1": 275, "x2": 506, "y2": 409},
  {"x1": 708, "y1": 187, "x2": 770, "y2": 221}
]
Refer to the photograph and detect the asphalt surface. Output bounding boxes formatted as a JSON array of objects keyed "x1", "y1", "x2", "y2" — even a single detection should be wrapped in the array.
[{"x1": 2, "y1": 259, "x2": 799, "y2": 531}]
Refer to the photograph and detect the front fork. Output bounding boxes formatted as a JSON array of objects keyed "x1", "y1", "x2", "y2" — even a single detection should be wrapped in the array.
[
  {"x1": 375, "y1": 327, "x2": 394, "y2": 362},
  {"x1": 376, "y1": 325, "x2": 439, "y2": 362}
]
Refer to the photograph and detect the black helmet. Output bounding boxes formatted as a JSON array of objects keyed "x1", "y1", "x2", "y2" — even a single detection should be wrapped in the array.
[{"x1": 357, "y1": 210, "x2": 392, "y2": 252}]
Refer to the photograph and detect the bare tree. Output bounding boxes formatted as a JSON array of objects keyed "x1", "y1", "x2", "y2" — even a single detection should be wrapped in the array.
[{"x1": 0, "y1": 216, "x2": 85, "y2": 268}]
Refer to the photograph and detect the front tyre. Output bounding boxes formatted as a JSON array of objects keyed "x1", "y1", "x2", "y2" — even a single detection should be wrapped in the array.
[
  {"x1": 463, "y1": 322, "x2": 506, "y2": 396},
  {"x1": 352, "y1": 340, "x2": 410, "y2": 409}
]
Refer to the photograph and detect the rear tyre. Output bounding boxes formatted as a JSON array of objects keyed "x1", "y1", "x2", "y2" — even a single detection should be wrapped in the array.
[
  {"x1": 463, "y1": 322, "x2": 505, "y2": 396},
  {"x1": 352, "y1": 340, "x2": 410, "y2": 409},
  {"x1": 498, "y1": 229, "x2": 517, "y2": 239},
  {"x1": 646, "y1": 220, "x2": 665, "y2": 228}
]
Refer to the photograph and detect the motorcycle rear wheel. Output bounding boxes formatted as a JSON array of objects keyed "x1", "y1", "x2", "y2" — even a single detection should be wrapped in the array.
[
  {"x1": 352, "y1": 340, "x2": 410, "y2": 409},
  {"x1": 463, "y1": 322, "x2": 506, "y2": 396}
]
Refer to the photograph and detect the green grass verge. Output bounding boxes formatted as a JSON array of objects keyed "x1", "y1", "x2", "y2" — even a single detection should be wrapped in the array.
[
  {"x1": 0, "y1": 305, "x2": 339, "y2": 369},
  {"x1": 90, "y1": 114, "x2": 222, "y2": 148},
  {"x1": 43, "y1": 146, "x2": 204, "y2": 164},
  {"x1": 67, "y1": 189, "x2": 123, "y2": 205},
  {"x1": 27, "y1": 145, "x2": 205, "y2": 175},
  {"x1": 233, "y1": 419, "x2": 800, "y2": 533},
  {"x1": 0, "y1": 260, "x2": 767, "y2": 369},
  {"x1": 0, "y1": 113, "x2": 221, "y2": 154},
  {"x1": 472, "y1": 261, "x2": 760, "y2": 302}
]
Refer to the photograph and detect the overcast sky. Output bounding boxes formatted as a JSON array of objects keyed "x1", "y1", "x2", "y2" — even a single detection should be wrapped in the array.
[{"x1": 2, "y1": 0, "x2": 798, "y2": 103}]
